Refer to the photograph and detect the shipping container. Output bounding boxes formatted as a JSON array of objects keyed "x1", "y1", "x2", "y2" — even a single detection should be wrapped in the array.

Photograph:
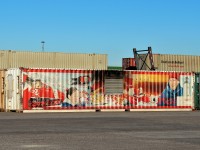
[
  {"x1": 123, "y1": 70, "x2": 194, "y2": 109},
  {"x1": 140, "y1": 54, "x2": 200, "y2": 72},
  {"x1": 5, "y1": 68, "x2": 105, "y2": 111},
  {"x1": 0, "y1": 50, "x2": 107, "y2": 70},
  {"x1": 122, "y1": 58, "x2": 136, "y2": 70},
  {"x1": 0, "y1": 70, "x2": 5, "y2": 111},
  {"x1": 5, "y1": 68, "x2": 195, "y2": 112}
]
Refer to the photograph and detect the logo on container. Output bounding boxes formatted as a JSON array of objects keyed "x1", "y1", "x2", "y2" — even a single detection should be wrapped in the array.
[
  {"x1": 161, "y1": 60, "x2": 184, "y2": 64},
  {"x1": 161, "y1": 60, "x2": 184, "y2": 68}
]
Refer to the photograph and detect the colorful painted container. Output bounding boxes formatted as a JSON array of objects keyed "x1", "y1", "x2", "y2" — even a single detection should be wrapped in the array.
[
  {"x1": 5, "y1": 68, "x2": 105, "y2": 111},
  {"x1": 124, "y1": 70, "x2": 194, "y2": 109},
  {"x1": 4, "y1": 68, "x2": 195, "y2": 112}
]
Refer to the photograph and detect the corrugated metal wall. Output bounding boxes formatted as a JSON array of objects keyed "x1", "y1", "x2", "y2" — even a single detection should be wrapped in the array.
[
  {"x1": 4, "y1": 68, "x2": 195, "y2": 111},
  {"x1": 0, "y1": 51, "x2": 10, "y2": 69},
  {"x1": 124, "y1": 70, "x2": 194, "y2": 108},
  {"x1": 0, "y1": 50, "x2": 107, "y2": 70},
  {"x1": 5, "y1": 68, "x2": 106, "y2": 111},
  {"x1": 159, "y1": 54, "x2": 200, "y2": 72},
  {"x1": 141, "y1": 54, "x2": 200, "y2": 72}
]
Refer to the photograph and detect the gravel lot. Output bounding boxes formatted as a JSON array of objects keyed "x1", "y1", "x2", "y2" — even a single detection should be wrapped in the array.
[{"x1": 0, "y1": 111, "x2": 200, "y2": 150}]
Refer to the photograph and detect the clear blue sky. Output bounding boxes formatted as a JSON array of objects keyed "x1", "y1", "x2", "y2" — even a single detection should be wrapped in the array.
[{"x1": 0, "y1": 0, "x2": 199, "y2": 66}]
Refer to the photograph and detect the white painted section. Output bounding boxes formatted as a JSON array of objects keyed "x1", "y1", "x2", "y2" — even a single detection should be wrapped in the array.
[{"x1": 5, "y1": 68, "x2": 22, "y2": 111}]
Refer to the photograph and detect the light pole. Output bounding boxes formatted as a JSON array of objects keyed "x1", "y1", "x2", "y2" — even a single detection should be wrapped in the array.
[{"x1": 41, "y1": 41, "x2": 45, "y2": 52}]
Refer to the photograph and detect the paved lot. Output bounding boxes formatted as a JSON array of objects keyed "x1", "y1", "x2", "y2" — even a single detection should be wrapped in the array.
[{"x1": 0, "y1": 111, "x2": 200, "y2": 150}]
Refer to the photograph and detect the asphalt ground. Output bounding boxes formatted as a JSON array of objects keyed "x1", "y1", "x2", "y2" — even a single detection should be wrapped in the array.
[{"x1": 0, "y1": 111, "x2": 200, "y2": 150}]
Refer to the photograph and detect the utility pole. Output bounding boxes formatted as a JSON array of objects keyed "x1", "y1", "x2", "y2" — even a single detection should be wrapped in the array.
[{"x1": 41, "y1": 41, "x2": 45, "y2": 52}]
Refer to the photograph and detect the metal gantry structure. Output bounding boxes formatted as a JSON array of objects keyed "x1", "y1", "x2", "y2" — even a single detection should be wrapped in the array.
[{"x1": 133, "y1": 46, "x2": 155, "y2": 70}]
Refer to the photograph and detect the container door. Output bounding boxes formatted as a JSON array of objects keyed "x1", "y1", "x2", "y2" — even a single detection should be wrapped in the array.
[
  {"x1": 194, "y1": 73, "x2": 200, "y2": 110},
  {"x1": 5, "y1": 69, "x2": 21, "y2": 111}
]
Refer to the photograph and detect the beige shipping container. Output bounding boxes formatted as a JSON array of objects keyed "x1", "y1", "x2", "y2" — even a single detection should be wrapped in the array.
[
  {"x1": 0, "y1": 50, "x2": 108, "y2": 70},
  {"x1": 0, "y1": 70, "x2": 5, "y2": 111},
  {"x1": 140, "y1": 54, "x2": 200, "y2": 72},
  {"x1": 0, "y1": 51, "x2": 10, "y2": 69}
]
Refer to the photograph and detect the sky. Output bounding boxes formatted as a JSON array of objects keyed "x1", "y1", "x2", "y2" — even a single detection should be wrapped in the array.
[{"x1": 0, "y1": 0, "x2": 200, "y2": 66}]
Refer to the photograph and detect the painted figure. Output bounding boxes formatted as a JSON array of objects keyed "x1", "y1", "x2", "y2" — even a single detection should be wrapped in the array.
[
  {"x1": 158, "y1": 74, "x2": 183, "y2": 106},
  {"x1": 62, "y1": 87, "x2": 89, "y2": 107}
]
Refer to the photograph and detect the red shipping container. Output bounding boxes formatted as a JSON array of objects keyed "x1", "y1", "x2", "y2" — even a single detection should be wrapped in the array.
[{"x1": 122, "y1": 58, "x2": 136, "y2": 70}]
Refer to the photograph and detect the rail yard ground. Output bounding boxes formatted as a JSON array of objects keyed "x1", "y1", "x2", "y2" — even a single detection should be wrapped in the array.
[{"x1": 0, "y1": 111, "x2": 200, "y2": 150}]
